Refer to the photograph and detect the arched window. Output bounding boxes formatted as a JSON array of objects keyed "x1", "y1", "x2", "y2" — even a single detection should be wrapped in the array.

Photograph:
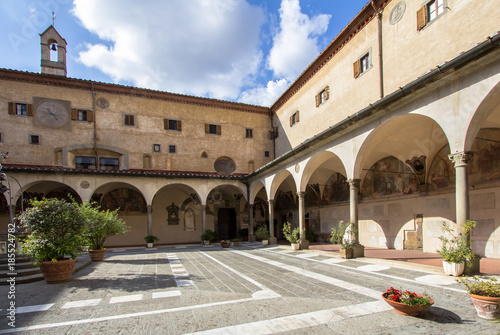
[{"x1": 214, "y1": 157, "x2": 236, "y2": 175}]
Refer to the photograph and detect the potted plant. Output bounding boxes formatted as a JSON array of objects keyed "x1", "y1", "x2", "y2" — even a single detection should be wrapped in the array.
[
  {"x1": 330, "y1": 220, "x2": 355, "y2": 259},
  {"x1": 18, "y1": 198, "x2": 86, "y2": 283},
  {"x1": 231, "y1": 238, "x2": 242, "y2": 247},
  {"x1": 80, "y1": 202, "x2": 129, "y2": 261},
  {"x1": 144, "y1": 235, "x2": 159, "y2": 248},
  {"x1": 201, "y1": 229, "x2": 217, "y2": 245},
  {"x1": 238, "y1": 228, "x2": 249, "y2": 241},
  {"x1": 382, "y1": 287, "x2": 434, "y2": 316},
  {"x1": 255, "y1": 225, "x2": 269, "y2": 245},
  {"x1": 436, "y1": 220, "x2": 476, "y2": 276},
  {"x1": 220, "y1": 240, "x2": 231, "y2": 248},
  {"x1": 456, "y1": 276, "x2": 500, "y2": 320},
  {"x1": 282, "y1": 222, "x2": 300, "y2": 250}
]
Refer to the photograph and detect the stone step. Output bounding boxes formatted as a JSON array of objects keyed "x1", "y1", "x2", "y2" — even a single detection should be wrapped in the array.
[
  {"x1": 0, "y1": 256, "x2": 91, "y2": 285},
  {"x1": 0, "y1": 255, "x2": 32, "y2": 264},
  {"x1": 0, "y1": 266, "x2": 42, "y2": 278},
  {"x1": 0, "y1": 260, "x2": 37, "y2": 271}
]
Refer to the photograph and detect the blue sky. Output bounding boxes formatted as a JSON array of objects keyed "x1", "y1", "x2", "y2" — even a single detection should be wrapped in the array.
[{"x1": 0, "y1": 0, "x2": 369, "y2": 106}]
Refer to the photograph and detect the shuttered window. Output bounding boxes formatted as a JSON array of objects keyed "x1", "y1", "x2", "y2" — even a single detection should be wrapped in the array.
[
  {"x1": 417, "y1": 0, "x2": 446, "y2": 30},
  {"x1": 164, "y1": 119, "x2": 182, "y2": 131},
  {"x1": 71, "y1": 109, "x2": 93, "y2": 122},
  {"x1": 316, "y1": 86, "x2": 330, "y2": 107},
  {"x1": 353, "y1": 53, "x2": 370, "y2": 78},
  {"x1": 124, "y1": 114, "x2": 135, "y2": 126},
  {"x1": 290, "y1": 111, "x2": 300, "y2": 127},
  {"x1": 205, "y1": 123, "x2": 221, "y2": 135},
  {"x1": 8, "y1": 102, "x2": 33, "y2": 116}
]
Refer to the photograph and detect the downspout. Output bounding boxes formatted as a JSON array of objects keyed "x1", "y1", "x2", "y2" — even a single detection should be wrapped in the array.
[
  {"x1": 91, "y1": 83, "x2": 99, "y2": 169},
  {"x1": 270, "y1": 112, "x2": 276, "y2": 159},
  {"x1": 371, "y1": 0, "x2": 384, "y2": 98}
]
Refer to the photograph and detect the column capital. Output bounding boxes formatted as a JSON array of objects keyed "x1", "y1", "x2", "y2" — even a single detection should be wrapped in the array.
[
  {"x1": 448, "y1": 151, "x2": 473, "y2": 168},
  {"x1": 348, "y1": 179, "x2": 361, "y2": 188},
  {"x1": 297, "y1": 191, "x2": 305, "y2": 199}
]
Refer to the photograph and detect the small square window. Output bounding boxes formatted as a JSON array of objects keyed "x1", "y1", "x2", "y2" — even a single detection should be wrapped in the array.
[
  {"x1": 290, "y1": 111, "x2": 300, "y2": 127},
  {"x1": 75, "y1": 156, "x2": 96, "y2": 170},
  {"x1": 245, "y1": 128, "x2": 253, "y2": 139},
  {"x1": 16, "y1": 103, "x2": 27, "y2": 116},
  {"x1": 164, "y1": 119, "x2": 182, "y2": 131},
  {"x1": 417, "y1": 0, "x2": 446, "y2": 30},
  {"x1": 264, "y1": 151, "x2": 270, "y2": 158},
  {"x1": 99, "y1": 157, "x2": 119, "y2": 171},
  {"x1": 205, "y1": 124, "x2": 221, "y2": 135},
  {"x1": 153, "y1": 144, "x2": 161, "y2": 152},
  {"x1": 353, "y1": 53, "x2": 371, "y2": 78},
  {"x1": 169, "y1": 145, "x2": 176, "y2": 153},
  {"x1": 316, "y1": 86, "x2": 329, "y2": 107},
  {"x1": 77, "y1": 110, "x2": 88, "y2": 121},
  {"x1": 30, "y1": 135, "x2": 40, "y2": 145},
  {"x1": 124, "y1": 114, "x2": 135, "y2": 126},
  {"x1": 209, "y1": 124, "x2": 217, "y2": 134}
]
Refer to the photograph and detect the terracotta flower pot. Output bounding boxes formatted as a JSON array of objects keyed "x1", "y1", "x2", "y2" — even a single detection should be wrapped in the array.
[
  {"x1": 220, "y1": 242, "x2": 231, "y2": 248},
  {"x1": 469, "y1": 293, "x2": 500, "y2": 320},
  {"x1": 39, "y1": 258, "x2": 77, "y2": 284},
  {"x1": 382, "y1": 293, "x2": 434, "y2": 316},
  {"x1": 88, "y1": 248, "x2": 107, "y2": 262}
]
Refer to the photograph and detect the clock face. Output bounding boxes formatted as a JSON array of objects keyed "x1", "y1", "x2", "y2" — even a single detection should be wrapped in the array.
[{"x1": 36, "y1": 100, "x2": 69, "y2": 128}]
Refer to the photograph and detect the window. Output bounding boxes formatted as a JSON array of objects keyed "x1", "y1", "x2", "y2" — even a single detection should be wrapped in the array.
[
  {"x1": 71, "y1": 109, "x2": 93, "y2": 122},
  {"x1": 8, "y1": 102, "x2": 32, "y2": 116},
  {"x1": 75, "y1": 156, "x2": 119, "y2": 170},
  {"x1": 264, "y1": 151, "x2": 270, "y2": 158},
  {"x1": 164, "y1": 119, "x2": 182, "y2": 131},
  {"x1": 99, "y1": 157, "x2": 119, "y2": 171},
  {"x1": 290, "y1": 111, "x2": 300, "y2": 127},
  {"x1": 269, "y1": 127, "x2": 279, "y2": 140},
  {"x1": 417, "y1": 0, "x2": 446, "y2": 30},
  {"x1": 30, "y1": 134, "x2": 40, "y2": 144},
  {"x1": 353, "y1": 53, "x2": 370, "y2": 78},
  {"x1": 169, "y1": 145, "x2": 176, "y2": 153},
  {"x1": 245, "y1": 128, "x2": 253, "y2": 139},
  {"x1": 153, "y1": 144, "x2": 161, "y2": 152},
  {"x1": 124, "y1": 114, "x2": 135, "y2": 126},
  {"x1": 205, "y1": 123, "x2": 221, "y2": 135},
  {"x1": 76, "y1": 156, "x2": 96, "y2": 170},
  {"x1": 0, "y1": 132, "x2": 3, "y2": 142},
  {"x1": 315, "y1": 86, "x2": 330, "y2": 107},
  {"x1": 214, "y1": 157, "x2": 236, "y2": 175}
]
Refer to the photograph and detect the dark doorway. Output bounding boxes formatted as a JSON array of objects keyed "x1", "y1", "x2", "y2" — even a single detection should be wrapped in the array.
[{"x1": 218, "y1": 208, "x2": 237, "y2": 240}]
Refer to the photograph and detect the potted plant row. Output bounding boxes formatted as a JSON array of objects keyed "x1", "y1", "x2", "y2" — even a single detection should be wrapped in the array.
[
  {"x1": 282, "y1": 222, "x2": 299, "y2": 250},
  {"x1": 436, "y1": 220, "x2": 476, "y2": 276},
  {"x1": 19, "y1": 198, "x2": 130, "y2": 283}
]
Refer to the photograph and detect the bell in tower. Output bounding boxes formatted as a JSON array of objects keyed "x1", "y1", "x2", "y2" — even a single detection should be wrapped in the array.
[{"x1": 40, "y1": 25, "x2": 67, "y2": 77}]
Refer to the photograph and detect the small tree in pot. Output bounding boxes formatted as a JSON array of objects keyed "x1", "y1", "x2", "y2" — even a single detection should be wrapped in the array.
[
  {"x1": 80, "y1": 202, "x2": 129, "y2": 261},
  {"x1": 255, "y1": 225, "x2": 269, "y2": 245},
  {"x1": 437, "y1": 220, "x2": 476, "y2": 276},
  {"x1": 19, "y1": 198, "x2": 86, "y2": 283},
  {"x1": 282, "y1": 222, "x2": 299, "y2": 250},
  {"x1": 144, "y1": 235, "x2": 159, "y2": 248}
]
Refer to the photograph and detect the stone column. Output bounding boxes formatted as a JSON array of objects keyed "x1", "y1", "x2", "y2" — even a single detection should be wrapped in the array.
[
  {"x1": 234, "y1": 194, "x2": 243, "y2": 237},
  {"x1": 297, "y1": 191, "x2": 309, "y2": 249},
  {"x1": 448, "y1": 151, "x2": 479, "y2": 274},
  {"x1": 349, "y1": 179, "x2": 364, "y2": 257},
  {"x1": 248, "y1": 204, "x2": 255, "y2": 242},
  {"x1": 146, "y1": 205, "x2": 153, "y2": 236},
  {"x1": 268, "y1": 199, "x2": 277, "y2": 244},
  {"x1": 201, "y1": 205, "x2": 206, "y2": 243}
]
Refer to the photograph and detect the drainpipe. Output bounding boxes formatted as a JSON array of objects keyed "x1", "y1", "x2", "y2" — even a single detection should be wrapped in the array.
[
  {"x1": 91, "y1": 83, "x2": 99, "y2": 169},
  {"x1": 270, "y1": 113, "x2": 276, "y2": 159},
  {"x1": 371, "y1": 0, "x2": 384, "y2": 98}
]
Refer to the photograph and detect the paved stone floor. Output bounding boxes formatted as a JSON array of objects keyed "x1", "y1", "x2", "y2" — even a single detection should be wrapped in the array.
[{"x1": 0, "y1": 243, "x2": 499, "y2": 334}]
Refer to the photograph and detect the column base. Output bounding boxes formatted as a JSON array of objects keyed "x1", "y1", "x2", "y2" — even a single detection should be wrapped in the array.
[
  {"x1": 353, "y1": 243, "x2": 365, "y2": 258},
  {"x1": 464, "y1": 255, "x2": 481, "y2": 275},
  {"x1": 249, "y1": 234, "x2": 256, "y2": 242},
  {"x1": 299, "y1": 239, "x2": 310, "y2": 250},
  {"x1": 269, "y1": 237, "x2": 277, "y2": 245}
]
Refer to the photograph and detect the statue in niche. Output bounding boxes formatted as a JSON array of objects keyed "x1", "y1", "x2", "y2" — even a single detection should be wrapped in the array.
[
  {"x1": 253, "y1": 202, "x2": 265, "y2": 225},
  {"x1": 166, "y1": 202, "x2": 180, "y2": 225},
  {"x1": 184, "y1": 208, "x2": 195, "y2": 231}
]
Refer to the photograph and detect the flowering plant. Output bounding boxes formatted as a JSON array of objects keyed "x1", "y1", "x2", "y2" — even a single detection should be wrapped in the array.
[
  {"x1": 330, "y1": 220, "x2": 356, "y2": 249},
  {"x1": 220, "y1": 240, "x2": 231, "y2": 245},
  {"x1": 383, "y1": 287, "x2": 433, "y2": 306}
]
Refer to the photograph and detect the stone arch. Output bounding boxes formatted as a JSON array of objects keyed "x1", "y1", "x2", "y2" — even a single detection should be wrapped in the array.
[
  {"x1": 300, "y1": 150, "x2": 347, "y2": 195},
  {"x1": 14, "y1": 180, "x2": 82, "y2": 212}
]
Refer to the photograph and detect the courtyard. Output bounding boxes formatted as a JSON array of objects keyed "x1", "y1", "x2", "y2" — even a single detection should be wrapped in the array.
[{"x1": 0, "y1": 243, "x2": 498, "y2": 334}]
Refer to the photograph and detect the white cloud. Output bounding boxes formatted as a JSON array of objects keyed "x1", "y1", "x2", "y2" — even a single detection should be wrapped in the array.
[
  {"x1": 267, "y1": 0, "x2": 330, "y2": 81},
  {"x1": 72, "y1": 0, "x2": 265, "y2": 100},
  {"x1": 239, "y1": 78, "x2": 289, "y2": 106}
]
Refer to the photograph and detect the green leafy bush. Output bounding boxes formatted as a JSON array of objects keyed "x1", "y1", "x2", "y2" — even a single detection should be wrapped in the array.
[
  {"x1": 79, "y1": 202, "x2": 129, "y2": 250},
  {"x1": 456, "y1": 276, "x2": 500, "y2": 297},
  {"x1": 201, "y1": 229, "x2": 217, "y2": 242},
  {"x1": 144, "y1": 235, "x2": 159, "y2": 243},
  {"x1": 19, "y1": 198, "x2": 86, "y2": 264},
  {"x1": 330, "y1": 220, "x2": 356, "y2": 249},
  {"x1": 255, "y1": 225, "x2": 269, "y2": 240}
]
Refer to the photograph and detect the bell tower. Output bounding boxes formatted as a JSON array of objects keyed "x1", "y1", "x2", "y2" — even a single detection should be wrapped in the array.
[{"x1": 40, "y1": 25, "x2": 67, "y2": 77}]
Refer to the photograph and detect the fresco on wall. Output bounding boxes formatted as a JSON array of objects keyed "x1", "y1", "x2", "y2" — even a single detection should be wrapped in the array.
[
  {"x1": 361, "y1": 156, "x2": 419, "y2": 199},
  {"x1": 96, "y1": 189, "x2": 147, "y2": 213},
  {"x1": 275, "y1": 191, "x2": 296, "y2": 211},
  {"x1": 428, "y1": 145, "x2": 455, "y2": 191},
  {"x1": 305, "y1": 183, "x2": 321, "y2": 207},
  {"x1": 321, "y1": 173, "x2": 349, "y2": 205},
  {"x1": 469, "y1": 128, "x2": 500, "y2": 184}
]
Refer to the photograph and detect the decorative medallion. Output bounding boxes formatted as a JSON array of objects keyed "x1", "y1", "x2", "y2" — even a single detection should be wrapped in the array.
[
  {"x1": 295, "y1": 163, "x2": 300, "y2": 173},
  {"x1": 389, "y1": 2, "x2": 406, "y2": 25},
  {"x1": 96, "y1": 97, "x2": 110, "y2": 109},
  {"x1": 80, "y1": 181, "x2": 90, "y2": 189}
]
